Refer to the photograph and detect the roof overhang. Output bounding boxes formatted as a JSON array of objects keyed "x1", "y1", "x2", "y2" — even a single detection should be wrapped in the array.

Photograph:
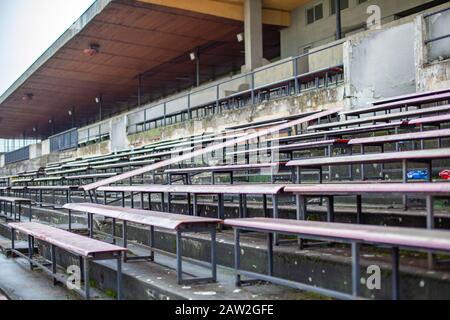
[{"x1": 0, "y1": 0, "x2": 289, "y2": 138}]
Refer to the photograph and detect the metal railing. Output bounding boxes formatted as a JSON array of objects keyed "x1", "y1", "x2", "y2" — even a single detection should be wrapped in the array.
[
  {"x1": 424, "y1": 6, "x2": 450, "y2": 62},
  {"x1": 5, "y1": 146, "x2": 30, "y2": 165},
  {"x1": 49, "y1": 128, "x2": 78, "y2": 152},
  {"x1": 78, "y1": 121, "x2": 110, "y2": 146},
  {"x1": 127, "y1": 41, "x2": 345, "y2": 135}
]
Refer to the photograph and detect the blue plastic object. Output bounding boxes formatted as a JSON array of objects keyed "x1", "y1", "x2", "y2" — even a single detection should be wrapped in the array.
[{"x1": 407, "y1": 170, "x2": 429, "y2": 180}]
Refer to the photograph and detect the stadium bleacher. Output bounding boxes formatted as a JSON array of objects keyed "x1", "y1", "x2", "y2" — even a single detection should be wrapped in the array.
[{"x1": 3, "y1": 88, "x2": 450, "y2": 300}]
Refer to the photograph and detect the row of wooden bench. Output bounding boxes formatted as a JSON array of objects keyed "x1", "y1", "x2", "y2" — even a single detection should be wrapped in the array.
[{"x1": 7, "y1": 196, "x2": 450, "y2": 300}]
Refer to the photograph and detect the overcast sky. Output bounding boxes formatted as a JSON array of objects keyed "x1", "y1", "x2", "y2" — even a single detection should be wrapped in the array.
[{"x1": 0, "y1": 0, "x2": 95, "y2": 96}]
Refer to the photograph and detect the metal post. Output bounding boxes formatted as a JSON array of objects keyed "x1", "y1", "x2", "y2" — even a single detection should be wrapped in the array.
[
  {"x1": 89, "y1": 213, "x2": 94, "y2": 238},
  {"x1": 263, "y1": 194, "x2": 268, "y2": 218},
  {"x1": 11, "y1": 228, "x2": 15, "y2": 258},
  {"x1": 51, "y1": 244, "x2": 57, "y2": 285},
  {"x1": 187, "y1": 193, "x2": 192, "y2": 216},
  {"x1": 84, "y1": 257, "x2": 90, "y2": 300},
  {"x1": 123, "y1": 221, "x2": 128, "y2": 262},
  {"x1": 327, "y1": 196, "x2": 335, "y2": 222},
  {"x1": 273, "y1": 195, "x2": 279, "y2": 245},
  {"x1": 392, "y1": 247, "x2": 400, "y2": 300},
  {"x1": 117, "y1": 256, "x2": 123, "y2": 300},
  {"x1": 402, "y1": 160, "x2": 408, "y2": 211},
  {"x1": 148, "y1": 193, "x2": 152, "y2": 210},
  {"x1": 161, "y1": 193, "x2": 165, "y2": 212},
  {"x1": 112, "y1": 218, "x2": 117, "y2": 245},
  {"x1": 352, "y1": 242, "x2": 360, "y2": 297},
  {"x1": 243, "y1": 194, "x2": 248, "y2": 218},
  {"x1": 176, "y1": 230, "x2": 183, "y2": 284},
  {"x1": 267, "y1": 233, "x2": 274, "y2": 276},
  {"x1": 427, "y1": 195, "x2": 435, "y2": 269},
  {"x1": 27, "y1": 235, "x2": 34, "y2": 270},
  {"x1": 211, "y1": 228, "x2": 217, "y2": 282},
  {"x1": 214, "y1": 193, "x2": 222, "y2": 220},
  {"x1": 168, "y1": 192, "x2": 172, "y2": 212},
  {"x1": 272, "y1": 195, "x2": 279, "y2": 219},
  {"x1": 335, "y1": 0, "x2": 342, "y2": 40},
  {"x1": 356, "y1": 195, "x2": 362, "y2": 224},
  {"x1": 149, "y1": 226, "x2": 155, "y2": 261},
  {"x1": 193, "y1": 194, "x2": 198, "y2": 216},
  {"x1": 239, "y1": 194, "x2": 244, "y2": 218},
  {"x1": 234, "y1": 229, "x2": 241, "y2": 286},
  {"x1": 293, "y1": 57, "x2": 299, "y2": 94}
]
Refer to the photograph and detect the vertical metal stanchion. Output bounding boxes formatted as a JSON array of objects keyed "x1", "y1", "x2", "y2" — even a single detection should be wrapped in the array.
[
  {"x1": 267, "y1": 233, "x2": 274, "y2": 276},
  {"x1": 427, "y1": 195, "x2": 435, "y2": 269},
  {"x1": 28, "y1": 235, "x2": 34, "y2": 270},
  {"x1": 176, "y1": 230, "x2": 183, "y2": 284},
  {"x1": 84, "y1": 258, "x2": 90, "y2": 300},
  {"x1": 117, "y1": 255, "x2": 123, "y2": 300},
  {"x1": 211, "y1": 228, "x2": 217, "y2": 282},
  {"x1": 352, "y1": 242, "x2": 361, "y2": 298},
  {"x1": 51, "y1": 244, "x2": 57, "y2": 285},
  {"x1": 392, "y1": 247, "x2": 400, "y2": 300},
  {"x1": 123, "y1": 221, "x2": 128, "y2": 262},
  {"x1": 150, "y1": 226, "x2": 155, "y2": 261},
  {"x1": 234, "y1": 229, "x2": 241, "y2": 286},
  {"x1": 356, "y1": 195, "x2": 362, "y2": 224}
]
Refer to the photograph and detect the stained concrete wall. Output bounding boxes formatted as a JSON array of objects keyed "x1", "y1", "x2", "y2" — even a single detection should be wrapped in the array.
[
  {"x1": 281, "y1": 0, "x2": 439, "y2": 59},
  {"x1": 128, "y1": 85, "x2": 345, "y2": 147},
  {"x1": 29, "y1": 143, "x2": 42, "y2": 159},
  {"x1": 41, "y1": 139, "x2": 50, "y2": 156},
  {"x1": 110, "y1": 115, "x2": 129, "y2": 152},
  {"x1": 344, "y1": 22, "x2": 416, "y2": 107}
]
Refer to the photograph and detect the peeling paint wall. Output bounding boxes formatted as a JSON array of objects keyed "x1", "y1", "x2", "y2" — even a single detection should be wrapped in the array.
[{"x1": 345, "y1": 22, "x2": 416, "y2": 107}]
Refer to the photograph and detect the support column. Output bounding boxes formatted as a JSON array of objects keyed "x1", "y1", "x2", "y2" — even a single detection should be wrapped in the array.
[
  {"x1": 244, "y1": 0, "x2": 264, "y2": 71},
  {"x1": 334, "y1": 0, "x2": 342, "y2": 40}
]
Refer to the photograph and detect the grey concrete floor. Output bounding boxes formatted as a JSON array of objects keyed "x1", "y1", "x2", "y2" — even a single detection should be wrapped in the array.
[{"x1": 0, "y1": 252, "x2": 78, "y2": 300}]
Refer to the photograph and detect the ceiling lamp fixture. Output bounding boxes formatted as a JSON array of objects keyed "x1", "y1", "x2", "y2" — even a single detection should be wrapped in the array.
[
  {"x1": 83, "y1": 43, "x2": 100, "y2": 57},
  {"x1": 189, "y1": 51, "x2": 197, "y2": 61},
  {"x1": 22, "y1": 93, "x2": 34, "y2": 101}
]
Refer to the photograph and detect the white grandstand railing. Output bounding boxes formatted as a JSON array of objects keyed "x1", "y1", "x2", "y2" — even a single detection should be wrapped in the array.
[
  {"x1": 78, "y1": 120, "x2": 110, "y2": 146},
  {"x1": 126, "y1": 41, "x2": 345, "y2": 135}
]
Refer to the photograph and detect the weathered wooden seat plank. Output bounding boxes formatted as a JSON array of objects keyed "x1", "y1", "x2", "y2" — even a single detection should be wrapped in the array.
[
  {"x1": 63, "y1": 203, "x2": 220, "y2": 285},
  {"x1": 286, "y1": 148, "x2": 450, "y2": 168},
  {"x1": 342, "y1": 92, "x2": 450, "y2": 117},
  {"x1": 8, "y1": 222, "x2": 125, "y2": 300},
  {"x1": 310, "y1": 104, "x2": 450, "y2": 131},
  {"x1": 225, "y1": 217, "x2": 450, "y2": 300}
]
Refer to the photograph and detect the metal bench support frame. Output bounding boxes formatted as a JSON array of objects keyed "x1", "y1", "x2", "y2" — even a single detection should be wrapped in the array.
[
  {"x1": 10, "y1": 227, "x2": 123, "y2": 300},
  {"x1": 233, "y1": 227, "x2": 401, "y2": 300},
  {"x1": 78, "y1": 210, "x2": 218, "y2": 286}
]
